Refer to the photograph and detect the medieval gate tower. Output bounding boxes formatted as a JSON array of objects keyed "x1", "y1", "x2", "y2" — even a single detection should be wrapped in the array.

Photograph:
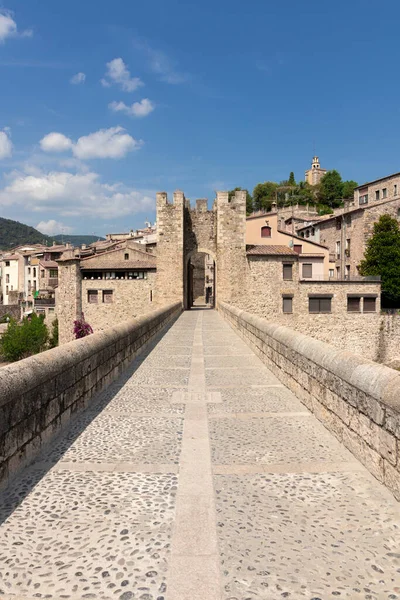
[{"x1": 155, "y1": 189, "x2": 247, "y2": 308}]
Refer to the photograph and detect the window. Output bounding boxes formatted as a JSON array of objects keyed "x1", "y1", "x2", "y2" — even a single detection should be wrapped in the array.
[
  {"x1": 394, "y1": 184, "x2": 398, "y2": 196},
  {"x1": 309, "y1": 296, "x2": 332, "y2": 313},
  {"x1": 28, "y1": 280, "x2": 31, "y2": 291},
  {"x1": 300, "y1": 231, "x2": 305, "y2": 238},
  {"x1": 33, "y1": 268, "x2": 36, "y2": 277},
  {"x1": 88, "y1": 290, "x2": 98, "y2": 303},
  {"x1": 5, "y1": 261, "x2": 9, "y2": 266},
  {"x1": 28, "y1": 267, "x2": 31, "y2": 275},
  {"x1": 382, "y1": 188, "x2": 387, "y2": 199},
  {"x1": 311, "y1": 227, "x2": 315, "y2": 236},
  {"x1": 329, "y1": 269, "x2": 334, "y2": 278},
  {"x1": 336, "y1": 219, "x2": 341, "y2": 230},
  {"x1": 336, "y1": 241, "x2": 341, "y2": 259},
  {"x1": 345, "y1": 265, "x2": 350, "y2": 279},
  {"x1": 49, "y1": 269, "x2": 58, "y2": 278},
  {"x1": 306, "y1": 230, "x2": 310, "y2": 238},
  {"x1": 283, "y1": 263, "x2": 293, "y2": 280},
  {"x1": 293, "y1": 244, "x2": 302, "y2": 254},
  {"x1": 6, "y1": 285, "x2": 8, "y2": 294},
  {"x1": 359, "y1": 194, "x2": 368, "y2": 205},
  {"x1": 347, "y1": 296, "x2": 360, "y2": 312},
  {"x1": 124, "y1": 253, "x2": 129, "y2": 260},
  {"x1": 363, "y1": 296, "x2": 376, "y2": 312},
  {"x1": 345, "y1": 239, "x2": 351, "y2": 257},
  {"x1": 282, "y1": 295, "x2": 293, "y2": 313},
  {"x1": 345, "y1": 215, "x2": 352, "y2": 228},
  {"x1": 261, "y1": 226, "x2": 271, "y2": 238},
  {"x1": 103, "y1": 290, "x2": 113, "y2": 303},
  {"x1": 302, "y1": 263, "x2": 313, "y2": 278},
  {"x1": 6, "y1": 274, "x2": 9, "y2": 283},
  {"x1": 41, "y1": 269, "x2": 45, "y2": 278},
  {"x1": 336, "y1": 266, "x2": 340, "y2": 278},
  {"x1": 375, "y1": 190, "x2": 380, "y2": 201}
]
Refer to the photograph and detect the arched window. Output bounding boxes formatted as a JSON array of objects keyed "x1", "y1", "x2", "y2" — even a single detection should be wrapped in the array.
[{"x1": 261, "y1": 226, "x2": 271, "y2": 238}]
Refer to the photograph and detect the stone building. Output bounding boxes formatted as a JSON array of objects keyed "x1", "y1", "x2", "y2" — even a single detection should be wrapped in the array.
[
  {"x1": 305, "y1": 156, "x2": 327, "y2": 186},
  {"x1": 297, "y1": 171, "x2": 400, "y2": 278}
]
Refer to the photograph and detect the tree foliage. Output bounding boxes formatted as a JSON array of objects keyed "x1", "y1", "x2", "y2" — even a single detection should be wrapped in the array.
[
  {"x1": 48, "y1": 318, "x2": 59, "y2": 348},
  {"x1": 359, "y1": 215, "x2": 400, "y2": 303},
  {"x1": 288, "y1": 171, "x2": 296, "y2": 186},
  {"x1": 318, "y1": 170, "x2": 343, "y2": 207},
  {"x1": 0, "y1": 313, "x2": 49, "y2": 362},
  {"x1": 0, "y1": 217, "x2": 53, "y2": 250},
  {"x1": 228, "y1": 187, "x2": 253, "y2": 215},
  {"x1": 252, "y1": 182, "x2": 279, "y2": 212},
  {"x1": 342, "y1": 180, "x2": 358, "y2": 199}
]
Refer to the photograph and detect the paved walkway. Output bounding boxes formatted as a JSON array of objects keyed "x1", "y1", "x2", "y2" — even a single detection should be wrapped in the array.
[{"x1": 0, "y1": 309, "x2": 400, "y2": 600}]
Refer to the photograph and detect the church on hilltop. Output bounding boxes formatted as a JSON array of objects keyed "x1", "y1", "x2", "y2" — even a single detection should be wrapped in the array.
[{"x1": 305, "y1": 156, "x2": 327, "y2": 186}]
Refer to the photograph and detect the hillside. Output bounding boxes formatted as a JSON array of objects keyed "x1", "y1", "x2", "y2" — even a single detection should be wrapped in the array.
[
  {"x1": 53, "y1": 234, "x2": 105, "y2": 246},
  {"x1": 0, "y1": 217, "x2": 53, "y2": 250}
]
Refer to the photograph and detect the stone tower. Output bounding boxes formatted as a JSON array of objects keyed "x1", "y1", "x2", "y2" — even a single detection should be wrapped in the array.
[
  {"x1": 305, "y1": 156, "x2": 327, "y2": 186},
  {"x1": 155, "y1": 190, "x2": 185, "y2": 306},
  {"x1": 56, "y1": 253, "x2": 82, "y2": 344}
]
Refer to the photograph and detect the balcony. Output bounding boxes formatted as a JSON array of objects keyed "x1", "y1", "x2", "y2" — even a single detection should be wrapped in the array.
[{"x1": 34, "y1": 297, "x2": 55, "y2": 306}]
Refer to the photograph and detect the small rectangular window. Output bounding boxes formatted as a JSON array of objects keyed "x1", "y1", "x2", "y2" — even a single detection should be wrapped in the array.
[
  {"x1": 293, "y1": 244, "x2": 302, "y2": 254},
  {"x1": 103, "y1": 290, "x2": 113, "y2": 303},
  {"x1": 363, "y1": 297, "x2": 376, "y2": 312},
  {"x1": 283, "y1": 263, "x2": 293, "y2": 280},
  {"x1": 394, "y1": 184, "x2": 398, "y2": 196},
  {"x1": 5, "y1": 261, "x2": 10, "y2": 266},
  {"x1": 88, "y1": 290, "x2": 98, "y2": 303},
  {"x1": 28, "y1": 267, "x2": 31, "y2": 274},
  {"x1": 282, "y1": 296, "x2": 293, "y2": 313},
  {"x1": 49, "y1": 269, "x2": 58, "y2": 278},
  {"x1": 302, "y1": 263, "x2": 312, "y2": 278},
  {"x1": 309, "y1": 296, "x2": 332, "y2": 313},
  {"x1": 6, "y1": 274, "x2": 9, "y2": 283},
  {"x1": 375, "y1": 190, "x2": 380, "y2": 201},
  {"x1": 382, "y1": 188, "x2": 387, "y2": 199},
  {"x1": 347, "y1": 296, "x2": 361, "y2": 312},
  {"x1": 329, "y1": 269, "x2": 334, "y2": 278},
  {"x1": 6, "y1": 285, "x2": 9, "y2": 294},
  {"x1": 124, "y1": 253, "x2": 129, "y2": 260}
]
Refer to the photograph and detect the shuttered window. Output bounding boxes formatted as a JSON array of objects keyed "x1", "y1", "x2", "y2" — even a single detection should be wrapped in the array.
[
  {"x1": 363, "y1": 297, "x2": 376, "y2": 312},
  {"x1": 347, "y1": 296, "x2": 360, "y2": 312},
  {"x1": 261, "y1": 226, "x2": 271, "y2": 238},
  {"x1": 309, "y1": 297, "x2": 332, "y2": 313},
  {"x1": 283, "y1": 263, "x2": 293, "y2": 280},
  {"x1": 103, "y1": 290, "x2": 113, "y2": 303},
  {"x1": 302, "y1": 263, "x2": 312, "y2": 278},
  {"x1": 88, "y1": 290, "x2": 98, "y2": 303},
  {"x1": 282, "y1": 296, "x2": 293, "y2": 313}
]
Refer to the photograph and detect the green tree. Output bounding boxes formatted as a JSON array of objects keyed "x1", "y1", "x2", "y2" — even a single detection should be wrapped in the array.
[
  {"x1": 342, "y1": 180, "x2": 358, "y2": 199},
  {"x1": 228, "y1": 187, "x2": 253, "y2": 214},
  {"x1": 318, "y1": 170, "x2": 344, "y2": 208},
  {"x1": 288, "y1": 171, "x2": 296, "y2": 186},
  {"x1": 252, "y1": 181, "x2": 279, "y2": 212},
  {"x1": 359, "y1": 215, "x2": 400, "y2": 304},
  {"x1": 0, "y1": 313, "x2": 49, "y2": 362}
]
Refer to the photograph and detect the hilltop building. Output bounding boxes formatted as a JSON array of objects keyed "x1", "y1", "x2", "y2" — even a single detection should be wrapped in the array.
[{"x1": 305, "y1": 156, "x2": 327, "y2": 186}]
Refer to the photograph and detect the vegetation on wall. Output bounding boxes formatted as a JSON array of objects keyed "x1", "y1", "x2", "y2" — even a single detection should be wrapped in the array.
[
  {"x1": 359, "y1": 215, "x2": 400, "y2": 306},
  {"x1": 73, "y1": 313, "x2": 93, "y2": 339}
]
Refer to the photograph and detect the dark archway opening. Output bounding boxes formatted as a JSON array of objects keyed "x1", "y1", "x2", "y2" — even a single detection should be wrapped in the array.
[{"x1": 186, "y1": 252, "x2": 216, "y2": 309}]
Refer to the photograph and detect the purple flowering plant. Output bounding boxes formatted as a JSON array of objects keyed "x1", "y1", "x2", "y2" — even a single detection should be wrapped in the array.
[{"x1": 73, "y1": 312, "x2": 93, "y2": 339}]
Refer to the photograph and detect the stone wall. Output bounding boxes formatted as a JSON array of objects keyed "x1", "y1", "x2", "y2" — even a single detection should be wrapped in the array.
[
  {"x1": 219, "y1": 302, "x2": 400, "y2": 501},
  {"x1": 82, "y1": 275, "x2": 156, "y2": 333},
  {"x1": 156, "y1": 191, "x2": 184, "y2": 307},
  {"x1": 0, "y1": 302, "x2": 181, "y2": 490},
  {"x1": 56, "y1": 258, "x2": 82, "y2": 345}
]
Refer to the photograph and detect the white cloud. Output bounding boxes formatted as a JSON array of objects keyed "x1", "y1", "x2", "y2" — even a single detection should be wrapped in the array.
[
  {"x1": 40, "y1": 132, "x2": 73, "y2": 153},
  {"x1": 109, "y1": 98, "x2": 155, "y2": 118},
  {"x1": 0, "y1": 10, "x2": 32, "y2": 43},
  {"x1": 0, "y1": 169, "x2": 154, "y2": 218},
  {"x1": 39, "y1": 126, "x2": 142, "y2": 160},
  {"x1": 0, "y1": 129, "x2": 13, "y2": 159},
  {"x1": 133, "y1": 39, "x2": 186, "y2": 84},
  {"x1": 70, "y1": 72, "x2": 86, "y2": 85},
  {"x1": 101, "y1": 58, "x2": 143, "y2": 92},
  {"x1": 36, "y1": 219, "x2": 73, "y2": 235}
]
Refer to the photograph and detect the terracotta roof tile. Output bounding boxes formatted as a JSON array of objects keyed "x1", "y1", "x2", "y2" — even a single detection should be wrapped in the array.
[{"x1": 246, "y1": 245, "x2": 298, "y2": 256}]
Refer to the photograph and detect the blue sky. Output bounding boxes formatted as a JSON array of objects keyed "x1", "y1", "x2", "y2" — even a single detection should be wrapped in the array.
[{"x1": 0, "y1": 0, "x2": 399, "y2": 236}]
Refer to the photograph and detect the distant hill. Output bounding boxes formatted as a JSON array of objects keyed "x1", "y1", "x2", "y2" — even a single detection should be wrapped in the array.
[
  {"x1": 0, "y1": 217, "x2": 53, "y2": 250},
  {"x1": 0, "y1": 217, "x2": 106, "y2": 251},
  {"x1": 53, "y1": 234, "x2": 105, "y2": 246}
]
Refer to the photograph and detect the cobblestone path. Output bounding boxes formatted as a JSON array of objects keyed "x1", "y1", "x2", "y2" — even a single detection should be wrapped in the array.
[{"x1": 1, "y1": 309, "x2": 400, "y2": 600}]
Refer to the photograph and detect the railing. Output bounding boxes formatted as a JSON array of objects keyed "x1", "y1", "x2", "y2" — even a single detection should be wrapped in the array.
[
  {"x1": 34, "y1": 298, "x2": 55, "y2": 306},
  {"x1": 299, "y1": 275, "x2": 381, "y2": 282}
]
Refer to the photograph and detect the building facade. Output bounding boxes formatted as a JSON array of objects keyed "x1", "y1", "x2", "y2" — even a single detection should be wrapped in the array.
[{"x1": 305, "y1": 156, "x2": 327, "y2": 186}]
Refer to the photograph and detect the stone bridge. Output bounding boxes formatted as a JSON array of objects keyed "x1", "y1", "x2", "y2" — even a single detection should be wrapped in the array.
[{"x1": 0, "y1": 304, "x2": 400, "y2": 599}]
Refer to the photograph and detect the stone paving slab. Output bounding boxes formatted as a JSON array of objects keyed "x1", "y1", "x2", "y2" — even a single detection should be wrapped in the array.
[
  {"x1": 207, "y1": 386, "x2": 305, "y2": 413},
  {"x1": 205, "y1": 366, "x2": 281, "y2": 387}
]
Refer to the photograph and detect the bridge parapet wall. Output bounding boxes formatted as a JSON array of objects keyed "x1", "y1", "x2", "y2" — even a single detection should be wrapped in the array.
[
  {"x1": 0, "y1": 302, "x2": 181, "y2": 490},
  {"x1": 219, "y1": 302, "x2": 400, "y2": 501}
]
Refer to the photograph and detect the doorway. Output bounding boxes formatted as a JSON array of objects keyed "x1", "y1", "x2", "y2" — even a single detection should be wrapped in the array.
[{"x1": 186, "y1": 252, "x2": 216, "y2": 309}]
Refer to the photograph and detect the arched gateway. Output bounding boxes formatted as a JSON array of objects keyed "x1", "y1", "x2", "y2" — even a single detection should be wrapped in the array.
[{"x1": 155, "y1": 190, "x2": 247, "y2": 309}]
